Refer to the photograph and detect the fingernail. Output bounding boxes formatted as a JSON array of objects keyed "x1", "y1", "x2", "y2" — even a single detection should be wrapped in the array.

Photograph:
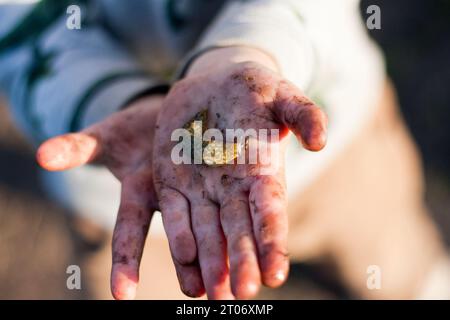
[{"x1": 274, "y1": 270, "x2": 286, "y2": 282}]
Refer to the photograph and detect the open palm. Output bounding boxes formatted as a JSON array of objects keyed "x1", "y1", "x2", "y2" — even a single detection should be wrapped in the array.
[
  {"x1": 37, "y1": 95, "x2": 163, "y2": 300},
  {"x1": 153, "y1": 62, "x2": 328, "y2": 299}
]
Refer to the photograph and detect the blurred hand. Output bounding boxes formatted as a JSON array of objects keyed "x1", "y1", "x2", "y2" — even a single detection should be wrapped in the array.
[
  {"x1": 36, "y1": 95, "x2": 163, "y2": 300},
  {"x1": 153, "y1": 47, "x2": 328, "y2": 299}
]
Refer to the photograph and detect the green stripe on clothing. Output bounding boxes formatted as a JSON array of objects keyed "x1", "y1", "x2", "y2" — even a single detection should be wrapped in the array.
[
  {"x1": 165, "y1": 0, "x2": 187, "y2": 31},
  {"x1": 22, "y1": 45, "x2": 57, "y2": 142}
]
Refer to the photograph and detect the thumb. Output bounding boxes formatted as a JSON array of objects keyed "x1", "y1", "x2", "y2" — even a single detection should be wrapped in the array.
[
  {"x1": 273, "y1": 81, "x2": 328, "y2": 151},
  {"x1": 36, "y1": 129, "x2": 102, "y2": 171}
]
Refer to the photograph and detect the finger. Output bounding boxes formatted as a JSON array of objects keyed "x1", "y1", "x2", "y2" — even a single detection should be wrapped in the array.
[
  {"x1": 36, "y1": 129, "x2": 101, "y2": 171},
  {"x1": 159, "y1": 187, "x2": 204, "y2": 297},
  {"x1": 110, "y1": 171, "x2": 155, "y2": 300},
  {"x1": 172, "y1": 258, "x2": 206, "y2": 298},
  {"x1": 159, "y1": 188, "x2": 197, "y2": 265},
  {"x1": 273, "y1": 81, "x2": 328, "y2": 151},
  {"x1": 191, "y1": 199, "x2": 234, "y2": 300},
  {"x1": 249, "y1": 176, "x2": 289, "y2": 288},
  {"x1": 220, "y1": 193, "x2": 261, "y2": 299}
]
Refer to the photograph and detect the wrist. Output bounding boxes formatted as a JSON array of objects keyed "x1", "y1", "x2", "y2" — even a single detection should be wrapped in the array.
[
  {"x1": 186, "y1": 46, "x2": 280, "y2": 77},
  {"x1": 124, "y1": 94, "x2": 165, "y2": 113}
]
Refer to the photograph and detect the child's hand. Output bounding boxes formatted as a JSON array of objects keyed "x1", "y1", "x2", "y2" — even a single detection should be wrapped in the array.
[
  {"x1": 36, "y1": 95, "x2": 163, "y2": 300},
  {"x1": 153, "y1": 48, "x2": 327, "y2": 299}
]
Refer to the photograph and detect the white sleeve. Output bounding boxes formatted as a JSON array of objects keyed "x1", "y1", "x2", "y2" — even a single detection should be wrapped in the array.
[{"x1": 180, "y1": 0, "x2": 317, "y2": 92}]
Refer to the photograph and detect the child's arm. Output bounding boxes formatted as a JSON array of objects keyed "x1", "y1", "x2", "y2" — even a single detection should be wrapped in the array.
[
  {"x1": 153, "y1": 46, "x2": 327, "y2": 299},
  {"x1": 0, "y1": 2, "x2": 167, "y2": 300},
  {"x1": 37, "y1": 94, "x2": 164, "y2": 300},
  {"x1": 150, "y1": 0, "x2": 330, "y2": 300}
]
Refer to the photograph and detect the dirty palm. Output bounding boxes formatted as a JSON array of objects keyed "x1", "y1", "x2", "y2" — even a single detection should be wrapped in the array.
[
  {"x1": 36, "y1": 62, "x2": 327, "y2": 300},
  {"x1": 153, "y1": 62, "x2": 328, "y2": 299}
]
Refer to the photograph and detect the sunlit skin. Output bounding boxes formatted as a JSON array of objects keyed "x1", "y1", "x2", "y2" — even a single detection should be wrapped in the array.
[
  {"x1": 36, "y1": 47, "x2": 327, "y2": 300},
  {"x1": 153, "y1": 49, "x2": 327, "y2": 299},
  {"x1": 36, "y1": 96, "x2": 162, "y2": 300}
]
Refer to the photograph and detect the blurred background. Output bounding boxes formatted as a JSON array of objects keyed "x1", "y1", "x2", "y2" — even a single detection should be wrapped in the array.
[{"x1": 0, "y1": 0, "x2": 449, "y2": 299}]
